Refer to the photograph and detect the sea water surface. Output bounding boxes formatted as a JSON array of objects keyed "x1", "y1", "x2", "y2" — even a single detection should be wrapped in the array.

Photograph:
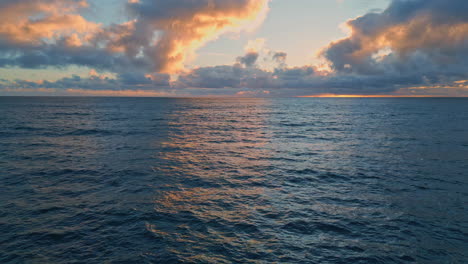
[{"x1": 0, "y1": 97, "x2": 467, "y2": 263}]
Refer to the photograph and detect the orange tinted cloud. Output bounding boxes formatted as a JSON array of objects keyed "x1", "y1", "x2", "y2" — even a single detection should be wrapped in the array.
[
  {"x1": 337, "y1": 15, "x2": 468, "y2": 67},
  {"x1": 0, "y1": 0, "x2": 98, "y2": 45},
  {"x1": 0, "y1": 0, "x2": 270, "y2": 75},
  {"x1": 126, "y1": 0, "x2": 270, "y2": 73},
  {"x1": 322, "y1": 1, "x2": 468, "y2": 75},
  {"x1": 3, "y1": 0, "x2": 468, "y2": 97}
]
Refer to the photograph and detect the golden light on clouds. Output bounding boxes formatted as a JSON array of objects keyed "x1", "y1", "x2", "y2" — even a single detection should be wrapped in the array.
[
  {"x1": 149, "y1": 0, "x2": 270, "y2": 73},
  {"x1": 2, "y1": 0, "x2": 468, "y2": 97}
]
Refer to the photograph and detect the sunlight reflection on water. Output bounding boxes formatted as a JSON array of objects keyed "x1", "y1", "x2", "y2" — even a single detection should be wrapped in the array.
[{"x1": 0, "y1": 97, "x2": 467, "y2": 263}]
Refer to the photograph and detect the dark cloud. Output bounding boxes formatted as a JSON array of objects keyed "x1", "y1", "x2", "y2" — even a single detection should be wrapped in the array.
[
  {"x1": 236, "y1": 52, "x2": 259, "y2": 67},
  {"x1": 2, "y1": 0, "x2": 468, "y2": 96},
  {"x1": 272, "y1": 52, "x2": 287, "y2": 63},
  {"x1": 1, "y1": 72, "x2": 170, "y2": 92},
  {"x1": 0, "y1": 43, "x2": 152, "y2": 72},
  {"x1": 0, "y1": 0, "x2": 269, "y2": 74},
  {"x1": 124, "y1": 0, "x2": 269, "y2": 72},
  {"x1": 118, "y1": 72, "x2": 170, "y2": 87},
  {"x1": 321, "y1": 0, "x2": 468, "y2": 87}
]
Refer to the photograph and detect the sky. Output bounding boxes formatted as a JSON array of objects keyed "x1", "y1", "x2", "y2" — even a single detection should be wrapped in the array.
[{"x1": 0, "y1": 0, "x2": 467, "y2": 97}]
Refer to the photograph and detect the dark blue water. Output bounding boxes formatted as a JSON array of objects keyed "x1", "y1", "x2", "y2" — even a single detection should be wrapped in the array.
[{"x1": 0, "y1": 97, "x2": 467, "y2": 263}]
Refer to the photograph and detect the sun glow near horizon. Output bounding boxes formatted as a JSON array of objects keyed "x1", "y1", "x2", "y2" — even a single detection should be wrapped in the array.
[
  {"x1": 1, "y1": 0, "x2": 468, "y2": 97},
  {"x1": 297, "y1": 94, "x2": 462, "y2": 98}
]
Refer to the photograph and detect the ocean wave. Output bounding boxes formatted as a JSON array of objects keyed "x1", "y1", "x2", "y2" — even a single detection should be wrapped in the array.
[{"x1": 1, "y1": 97, "x2": 467, "y2": 263}]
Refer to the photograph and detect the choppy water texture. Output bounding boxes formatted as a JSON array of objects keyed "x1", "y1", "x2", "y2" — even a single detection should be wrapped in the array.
[{"x1": 1, "y1": 97, "x2": 467, "y2": 263}]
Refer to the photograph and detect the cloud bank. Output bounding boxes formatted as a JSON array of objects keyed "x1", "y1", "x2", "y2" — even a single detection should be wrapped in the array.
[
  {"x1": 0, "y1": 0, "x2": 269, "y2": 74},
  {"x1": 323, "y1": 0, "x2": 468, "y2": 82},
  {"x1": 2, "y1": 0, "x2": 468, "y2": 96}
]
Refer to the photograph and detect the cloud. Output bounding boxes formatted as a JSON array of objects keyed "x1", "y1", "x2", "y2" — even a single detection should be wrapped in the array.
[
  {"x1": 176, "y1": 57, "x2": 319, "y2": 91},
  {"x1": 0, "y1": 0, "x2": 147, "y2": 72},
  {"x1": 0, "y1": 0, "x2": 96, "y2": 45},
  {"x1": 173, "y1": 0, "x2": 467, "y2": 96},
  {"x1": 236, "y1": 52, "x2": 259, "y2": 67},
  {"x1": 2, "y1": 0, "x2": 468, "y2": 96},
  {"x1": 125, "y1": 0, "x2": 270, "y2": 73},
  {"x1": 322, "y1": 0, "x2": 468, "y2": 85},
  {"x1": 0, "y1": 0, "x2": 270, "y2": 74},
  {"x1": 0, "y1": 71, "x2": 170, "y2": 92},
  {"x1": 272, "y1": 52, "x2": 287, "y2": 64}
]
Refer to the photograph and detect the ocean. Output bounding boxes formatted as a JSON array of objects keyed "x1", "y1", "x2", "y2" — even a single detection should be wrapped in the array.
[{"x1": 0, "y1": 97, "x2": 467, "y2": 263}]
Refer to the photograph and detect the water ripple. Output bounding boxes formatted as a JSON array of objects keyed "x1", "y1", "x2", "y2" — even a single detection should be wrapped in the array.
[{"x1": 1, "y1": 97, "x2": 467, "y2": 263}]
